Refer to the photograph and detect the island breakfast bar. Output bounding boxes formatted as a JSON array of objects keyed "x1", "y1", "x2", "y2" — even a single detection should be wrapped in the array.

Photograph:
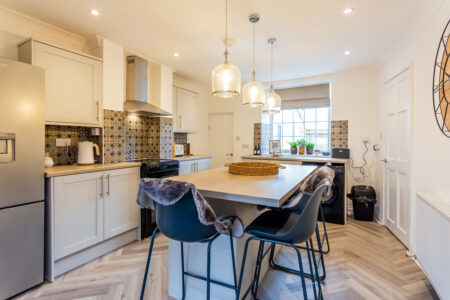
[{"x1": 168, "y1": 164, "x2": 317, "y2": 299}]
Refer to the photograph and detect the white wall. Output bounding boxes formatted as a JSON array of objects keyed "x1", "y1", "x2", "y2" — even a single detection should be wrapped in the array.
[
  {"x1": 103, "y1": 38, "x2": 125, "y2": 111},
  {"x1": 377, "y1": 0, "x2": 450, "y2": 246},
  {"x1": 173, "y1": 75, "x2": 210, "y2": 155}
]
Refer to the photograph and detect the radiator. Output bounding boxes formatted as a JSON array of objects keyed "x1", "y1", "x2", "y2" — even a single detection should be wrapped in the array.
[{"x1": 416, "y1": 190, "x2": 450, "y2": 300}]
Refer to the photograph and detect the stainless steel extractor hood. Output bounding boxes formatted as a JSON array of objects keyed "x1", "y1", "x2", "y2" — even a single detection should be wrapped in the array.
[{"x1": 124, "y1": 55, "x2": 171, "y2": 116}]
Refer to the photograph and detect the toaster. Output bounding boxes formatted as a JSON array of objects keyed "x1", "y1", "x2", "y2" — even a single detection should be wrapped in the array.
[{"x1": 174, "y1": 144, "x2": 185, "y2": 157}]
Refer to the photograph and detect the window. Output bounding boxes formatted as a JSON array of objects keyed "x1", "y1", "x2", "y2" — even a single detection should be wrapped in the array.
[{"x1": 270, "y1": 107, "x2": 330, "y2": 153}]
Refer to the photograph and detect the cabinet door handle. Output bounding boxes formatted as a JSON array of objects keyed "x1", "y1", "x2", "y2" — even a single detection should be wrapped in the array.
[
  {"x1": 107, "y1": 174, "x2": 110, "y2": 196},
  {"x1": 100, "y1": 175, "x2": 104, "y2": 198},
  {"x1": 179, "y1": 116, "x2": 182, "y2": 129},
  {"x1": 96, "y1": 100, "x2": 100, "y2": 121}
]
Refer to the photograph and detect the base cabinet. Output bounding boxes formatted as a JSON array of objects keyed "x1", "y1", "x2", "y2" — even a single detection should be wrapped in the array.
[
  {"x1": 46, "y1": 167, "x2": 140, "y2": 281},
  {"x1": 104, "y1": 168, "x2": 140, "y2": 239},
  {"x1": 178, "y1": 158, "x2": 211, "y2": 175}
]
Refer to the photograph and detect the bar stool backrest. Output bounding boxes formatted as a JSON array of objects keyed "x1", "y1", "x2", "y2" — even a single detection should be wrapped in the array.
[
  {"x1": 279, "y1": 180, "x2": 331, "y2": 244},
  {"x1": 155, "y1": 192, "x2": 217, "y2": 242}
]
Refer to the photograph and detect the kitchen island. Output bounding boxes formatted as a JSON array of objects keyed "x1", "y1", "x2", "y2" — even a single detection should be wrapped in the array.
[{"x1": 168, "y1": 164, "x2": 317, "y2": 299}]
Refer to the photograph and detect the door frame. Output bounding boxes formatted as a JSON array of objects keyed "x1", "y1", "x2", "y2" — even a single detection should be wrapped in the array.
[
  {"x1": 208, "y1": 112, "x2": 234, "y2": 168},
  {"x1": 381, "y1": 64, "x2": 414, "y2": 250}
]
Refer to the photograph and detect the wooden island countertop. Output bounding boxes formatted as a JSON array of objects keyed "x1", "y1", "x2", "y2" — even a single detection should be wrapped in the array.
[{"x1": 170, "y1": 164, "x2": 317, "y2": 207}]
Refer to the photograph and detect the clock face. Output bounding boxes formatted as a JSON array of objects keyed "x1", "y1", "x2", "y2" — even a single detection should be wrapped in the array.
[{"x1": 433, "y1": 20, "x2": 450, "y2": 137}]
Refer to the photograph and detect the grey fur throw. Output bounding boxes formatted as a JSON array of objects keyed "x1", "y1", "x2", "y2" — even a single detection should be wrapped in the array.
[
  {"x1": 300, "y1": 166, "x2": 335, "y2": 196},
  {"x1": 137, "y1": 178, "x2": 244, "y2": 238}
]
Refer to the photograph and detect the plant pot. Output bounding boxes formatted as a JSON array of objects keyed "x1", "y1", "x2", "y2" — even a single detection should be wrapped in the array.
[
  {"x1": 298, "y1": 146, "x2": 305, "y2": 155},
  {"x1": 290, "y1": 147, "x2": 298, "y2": 155},
  {"x1": 306, "y1": 147, "x2": 314, "y2": 155}
]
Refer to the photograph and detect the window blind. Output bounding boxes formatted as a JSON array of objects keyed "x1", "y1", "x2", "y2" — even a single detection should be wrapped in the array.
[{"x1": 275, "y1": 84, "x2": 330, "y2": 109}]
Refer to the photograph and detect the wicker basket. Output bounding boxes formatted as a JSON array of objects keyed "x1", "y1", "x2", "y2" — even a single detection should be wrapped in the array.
[{"x1": 224, "y1": 162, "x2": 286, "y2": 176}]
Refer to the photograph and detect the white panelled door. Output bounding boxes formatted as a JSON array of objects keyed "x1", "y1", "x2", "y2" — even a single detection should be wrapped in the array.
[
  {"x1": 383, "y1": 68, "x2": 412, "y2": 248},
  {"x1": 209, "y1": 113, "x2": 234, "y2": 168}
]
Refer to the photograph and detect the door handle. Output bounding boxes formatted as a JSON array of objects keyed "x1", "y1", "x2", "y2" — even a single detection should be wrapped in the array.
[
  {"x1": 381, "y1": 159, "x2": 387, "y2": 163},
  {"x1": 100, "y1": 175, "x2": 104, "y2": 198},
  {"x1": 107, "y1": 174, "x2": 110, "y2": 196},
  {"x1": 96, "y1": 100, "x2": 100, "y2": 121},
  {"x1": 226, "y1": 153, "x2": 233, "y2": 157}
]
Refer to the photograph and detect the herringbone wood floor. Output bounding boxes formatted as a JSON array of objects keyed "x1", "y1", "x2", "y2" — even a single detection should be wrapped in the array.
[{"x1": 15, "y1": 218, "x2": 438, "y2": 300}]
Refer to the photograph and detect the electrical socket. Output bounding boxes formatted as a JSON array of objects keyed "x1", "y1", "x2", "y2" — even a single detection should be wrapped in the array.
[
  {"x1": 373, "y1": 144, "x2": 380, "y2": 151},
  {"x1": 56, "y1": 138, "x2": 71, "y2": 147},
  {"x1": 242, "y1": 144, "x2": 249, "y2": 149}
]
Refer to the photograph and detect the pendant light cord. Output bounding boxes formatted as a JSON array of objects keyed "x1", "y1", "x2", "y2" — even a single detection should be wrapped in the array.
[
  {"x1": 270, "y1": 42, "x2": 274, "y2": 90},
  {"x1": 224, "y1": 0, "x2": 229, "y2": 62},
  {"x1": 252, "y1": 22, "x2": 256, "y2": 79}
]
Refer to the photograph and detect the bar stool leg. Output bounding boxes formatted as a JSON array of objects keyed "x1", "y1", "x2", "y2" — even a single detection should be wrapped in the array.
[
  {"x1": 206, "y1": 238, "x2": 214, "y2": 300},
  {"x1": 140, "y1": 227, "x2": 159, "y2": 300},
  {"x1": 237, "y1": 237, "x2": 255, "y2": 300},
  {"x1": 229, "y1": 231, "x2": 238, "y2": 298},
  {"x1": 181, "y1": 242, "x2": 186, "y2": 300},
  {"x1": 252, "y1": 241, "x2": 265, "y2": 298},
  {"x1": 292, "y1": 244, "x2": 308, "y2": 300},
  {"x1": 319, "y1": 205, "x2": 330, "y2": 254},
  {"x1": 306, "y1": 239, "x2": 318, "y2": 300},
  {"x1": 309, "y1": 239, "x2": 323, "y2": 300}
]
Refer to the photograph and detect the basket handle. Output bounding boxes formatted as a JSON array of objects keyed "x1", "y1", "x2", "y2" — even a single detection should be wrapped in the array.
[
  {"x1": 224, "y1": 163, "x2": 230, "y2": 167},
  {"x1": 278, "y1": 165, "x2": 287, "y2": 169}
]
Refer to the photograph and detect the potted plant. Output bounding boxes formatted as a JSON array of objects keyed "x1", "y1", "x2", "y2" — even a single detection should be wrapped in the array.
[
  {"x1": 297, "y1": 139, "x2": 307, "y2": 155},
  {"x1": 306, "y1": 142, "x2": 314, "y2": 155},
  {"x1": 288, "y1": 141, "x2": 298, "y2": 155}
]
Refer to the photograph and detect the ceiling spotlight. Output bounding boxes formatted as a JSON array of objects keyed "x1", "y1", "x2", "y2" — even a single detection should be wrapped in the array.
[
  {"x1": 90, "y1": 9, "x2": 100, "y2": 16},
  {"x1": 344, "y1": 50, "x2": 351, "y2": 55},
  {"x1": 173, "y1": 53, "x2": 179, "y2": 57},
  {"x1": 343, "y1": 7, "x2": 353, "y2": 14}
]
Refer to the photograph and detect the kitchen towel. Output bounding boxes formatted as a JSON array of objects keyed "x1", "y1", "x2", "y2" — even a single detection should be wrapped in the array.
[{"x1": 137, "y1": 178, "x2": 244, "y2": 237}]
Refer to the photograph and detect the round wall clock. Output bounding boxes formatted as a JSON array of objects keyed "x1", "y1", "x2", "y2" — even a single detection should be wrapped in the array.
[{"x1": 433, "y1": 20, "x2": 450, "y2": 137}]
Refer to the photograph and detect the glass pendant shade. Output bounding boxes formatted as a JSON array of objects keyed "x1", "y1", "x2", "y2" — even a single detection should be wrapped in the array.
[
  {"x1": 212, "y1": 61, "x2": 241, "y2": 99},
  {"x1": 242, "y1": 78, "x2": 265, "y2": 106},
  {"x1": 262, "y1": 89, "x2": 281, "y2": 114}
]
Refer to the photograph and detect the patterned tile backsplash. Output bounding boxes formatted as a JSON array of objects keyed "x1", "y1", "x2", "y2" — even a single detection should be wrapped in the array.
[
  {"x1": 45, "y1": 125, "x2": 103, "y2": 166},
  {"x1": 174, "y1": 132, "x2": 188, "y2": 144},
  {"x1": 253, "y1": 123, "x2": 270, "y2": 154},
  {"x1": 331, "y1": 120, "x2": 349, "y2": 149},
  {"x1": 103, "y1": 109, "x2": 174, "y2": 163}
]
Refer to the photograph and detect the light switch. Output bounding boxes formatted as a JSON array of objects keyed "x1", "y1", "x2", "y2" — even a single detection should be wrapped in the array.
[{"x1": 0, "y1": 140, "x2": 7, "y2": 154}]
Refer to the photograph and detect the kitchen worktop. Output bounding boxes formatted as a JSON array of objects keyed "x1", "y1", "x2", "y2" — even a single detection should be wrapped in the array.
[
  {"x1": 44, "y1": 162, "x2": 142, "y2": 177},
  {"x1": 175, "y1": 154, "x2": 211, "y2": 161},
  {"x1": 242, "y1": 154, "x2": 349, "y2": 164},
  {"x1": 170, "y1": 164, "x2": 317, "y2": 207}
]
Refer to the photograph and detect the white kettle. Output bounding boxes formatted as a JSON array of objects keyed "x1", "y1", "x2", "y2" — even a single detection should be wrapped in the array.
[{"x1": 77, "y1": 141, "x2": 100, "y2": 165}]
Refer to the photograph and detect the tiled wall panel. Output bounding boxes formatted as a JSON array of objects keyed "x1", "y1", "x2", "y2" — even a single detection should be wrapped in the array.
[{"x1": 331, "y1": 120, "x2": 349, "y2": 149}]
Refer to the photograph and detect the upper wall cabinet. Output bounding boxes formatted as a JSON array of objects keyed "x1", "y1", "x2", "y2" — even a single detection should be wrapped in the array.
[
  {"x1": 18, "y1": 39, "x2": 103, "y2": 127},
  {"x1": 173, "y1": 86, "x2": 199, "y2": 133}
]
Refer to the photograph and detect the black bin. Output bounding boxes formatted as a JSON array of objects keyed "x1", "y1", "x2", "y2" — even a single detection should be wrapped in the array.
[{"x1": 347, "y1": 185, "x2": 376, "y2": 221}]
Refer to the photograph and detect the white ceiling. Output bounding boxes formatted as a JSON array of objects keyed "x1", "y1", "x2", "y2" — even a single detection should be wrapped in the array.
[{"x1": 0, "y1": 0, "x2": 444, "y2": 84}]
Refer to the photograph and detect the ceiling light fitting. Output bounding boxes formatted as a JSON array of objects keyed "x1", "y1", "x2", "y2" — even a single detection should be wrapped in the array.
[
  {"x1": 242, "y1": 13, "x2": 265, "y2": 107},
  {"x1": 343, "y1": 8, "x2": 353, "y2": 14},
  {"x1": 211, "y1": 0, "x2": 241, "y2": 98},
  {"x1": 262, "y1": 38, "x2": 281, "y2": 114},
  {"x1": 90, "y1": 9, "x2": 99, "y2": 16}
]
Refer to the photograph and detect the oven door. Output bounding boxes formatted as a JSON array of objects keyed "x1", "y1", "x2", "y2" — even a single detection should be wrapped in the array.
[{"x1": 140, "y1": 168, "x2": 179, "y2": 239}]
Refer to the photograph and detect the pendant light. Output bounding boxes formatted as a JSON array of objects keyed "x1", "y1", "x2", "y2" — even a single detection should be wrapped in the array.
[
  {"x1": 242, "y1": 14, "x2": 265, "y2": 107},
  {"x1": 262, "y1": 38, "x2": 281, "y2": 114},
  {"x1": 211, "y1": 0, "x2": 241, "y2": 98}
]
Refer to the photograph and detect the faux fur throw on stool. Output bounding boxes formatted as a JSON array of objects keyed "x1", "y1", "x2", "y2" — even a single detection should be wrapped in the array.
[
  {"x1": 300, "y1": 165, "x2": 335, "y2": 196},
  {"x1": 137, "y1": 178, "x2": 244, "y2": 238}
]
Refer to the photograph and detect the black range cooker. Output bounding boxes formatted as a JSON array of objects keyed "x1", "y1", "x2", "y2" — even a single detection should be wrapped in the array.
[{"x1": 137, "y1": 158, "x2": 180, "y2": 238}]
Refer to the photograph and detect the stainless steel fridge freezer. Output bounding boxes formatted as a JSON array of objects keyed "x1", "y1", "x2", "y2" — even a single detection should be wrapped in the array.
[{"x1": 0, "y1": 57, "x2": 45, "y2": 299}]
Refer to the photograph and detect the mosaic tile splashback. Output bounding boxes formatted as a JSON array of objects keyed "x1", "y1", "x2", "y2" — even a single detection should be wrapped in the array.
[
  {"x1": 103, "y1": 109, "x2": 173, "y2": 163},
  {"x1": 174, "y1": 132, "x2": 188, "y2": 144},
  {"x1": 45, "y1": 125, "x2": 103, "y2": 166},
  {"x1": 253, "y1": 123, "x2": 270, "y2": 154},
  {"x1": 331, "y1": 120, "x2": 349, "y2": 149}
]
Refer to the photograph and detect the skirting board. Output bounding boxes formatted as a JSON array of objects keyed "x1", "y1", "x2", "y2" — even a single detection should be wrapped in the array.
[{"x1": 46, "y1": 228, "x2": 138, "y2": 282}]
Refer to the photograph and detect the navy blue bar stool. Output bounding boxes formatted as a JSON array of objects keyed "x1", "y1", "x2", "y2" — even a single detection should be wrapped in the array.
[
  {"x1": 268, "y1": 190, "x2": 330, "y2": 282},
  {"x1": 237, "y1": 181, "x2": 330, "y2": 300},
  {"x1": 140, "y1": 192, "x2": 238, "y2": 300}
]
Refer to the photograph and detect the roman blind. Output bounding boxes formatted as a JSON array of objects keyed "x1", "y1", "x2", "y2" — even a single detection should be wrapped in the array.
[{"x1": 275, "y1": 84, "x2": 330, "y2": 109}]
